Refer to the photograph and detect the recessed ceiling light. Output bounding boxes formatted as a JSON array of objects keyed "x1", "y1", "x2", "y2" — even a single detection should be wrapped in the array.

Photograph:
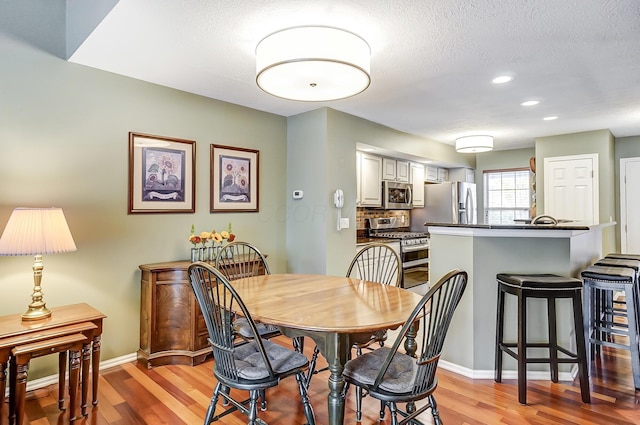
[
  {"x1": 543, "y1": 116, "x2": 558, "y2": 121},
  {"x1": 521, "y1": 100, "x2": 539, "y2": 106},
  {"x1": 492, "y1": 75, "x2": 513, "y2": 84}
]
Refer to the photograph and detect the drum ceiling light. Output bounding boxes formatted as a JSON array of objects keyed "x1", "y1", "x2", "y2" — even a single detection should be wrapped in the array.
[
  {"x1": 455, "y1": 135, "x2": 494, "y2": 153},
  {"x1": 256, "y1": 26, "x2": 371, "y2": 102}
]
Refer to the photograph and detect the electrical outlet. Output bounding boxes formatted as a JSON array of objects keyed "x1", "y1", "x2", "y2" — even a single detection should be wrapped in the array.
[{"x1": 339, "y1": 218, "x2": 350, "y2": 228}]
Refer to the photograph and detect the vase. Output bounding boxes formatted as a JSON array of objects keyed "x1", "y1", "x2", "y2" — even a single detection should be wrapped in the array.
[{"x1": 190, "y1": 247, "x2": 198, "y2": 262}]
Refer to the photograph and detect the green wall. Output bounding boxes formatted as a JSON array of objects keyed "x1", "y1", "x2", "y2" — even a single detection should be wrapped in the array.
[
  {"x1": 613, "y1": 135, "x2": 640, "y2": 250},
  {"x1": 0, "y1": 34, "x2": 289, "y2": 378}
]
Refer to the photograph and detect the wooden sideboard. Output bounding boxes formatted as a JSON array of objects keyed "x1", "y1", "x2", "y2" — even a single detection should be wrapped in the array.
[
  {"x1": 138, "y1": 261, "x2": 211, "y2": 368},
  {"x1": 138, "y1": 258, "x2": 267, "y2": 368}
]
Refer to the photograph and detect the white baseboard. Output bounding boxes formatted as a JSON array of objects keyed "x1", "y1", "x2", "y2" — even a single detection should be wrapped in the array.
[{"x1": 438, "y1": 359, "x2": 577, "y2": 382}]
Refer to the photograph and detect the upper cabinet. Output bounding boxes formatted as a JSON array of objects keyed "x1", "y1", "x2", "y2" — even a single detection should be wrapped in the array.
[
  {"x1": 425, "y1": 165, "x2": 448, "y2": 183},
  {"x1": 382, "y1": 158, "x2": 409, "y2": 182},
  {"x1": 448, "y1": 168, "x2": 475, "y2": 183},
  {"x1": 357, "y1": 152, "x2": 383, "y2": 207},
  {"x1": 425, "y1": 165, "x2": 438, "y2": 182},
  {"x1": 437, "y1": 167, "x2": 449, "y2": 183},
  {"x1": 409, "y1": 162, "x2": 425, "y2": 207}
]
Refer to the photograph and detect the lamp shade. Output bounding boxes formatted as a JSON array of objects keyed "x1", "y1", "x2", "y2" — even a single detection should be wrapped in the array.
[
  {"x1": 0, "y1": 207, "x2": 77, "y2": 256},
  {"x1": 256, "y1": 26, "x2": 371, "y2": 101},
  {"x1": 455, "y1": 135, "x2": 494, "y2": 153}
]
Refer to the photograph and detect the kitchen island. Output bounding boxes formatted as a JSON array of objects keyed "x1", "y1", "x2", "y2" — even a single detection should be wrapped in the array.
[{"x1": 425, "y1": 222, "x2": 615, "y2": 380}]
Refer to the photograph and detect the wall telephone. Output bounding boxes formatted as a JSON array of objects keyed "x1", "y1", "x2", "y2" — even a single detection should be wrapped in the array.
[{"x1": 334, "y1": 189, "x2": 344, "y2": 208}]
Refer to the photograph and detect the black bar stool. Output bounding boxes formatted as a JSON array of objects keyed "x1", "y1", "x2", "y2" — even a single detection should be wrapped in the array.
[
  {"x1": 495, "y1": 273, "x2": 590, "y2": 404},
  {"x1": 581, "y1": 265, "x2": 640, "y2": 390},
  {"x1": 605, "y1": 253, "x2": 640, "y2": 261}
]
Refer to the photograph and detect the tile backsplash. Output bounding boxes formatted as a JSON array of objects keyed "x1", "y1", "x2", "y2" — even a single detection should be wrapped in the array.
[{"x1": 356, "y1": 208, "x2": 410, "y2": 230}]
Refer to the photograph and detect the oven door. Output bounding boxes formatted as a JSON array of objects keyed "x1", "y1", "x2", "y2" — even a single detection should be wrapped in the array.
[
  {"x1": 403, "y1": 263, "x2": 429, "y2": 289},
  {"x1": 401, "y1": 243, "x2": 429, "y2": 288}
]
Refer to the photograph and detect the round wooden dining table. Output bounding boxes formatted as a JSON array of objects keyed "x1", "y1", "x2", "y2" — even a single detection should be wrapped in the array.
[{"x1": 230, "y1": 273, "x2": 424, "y2": 425}]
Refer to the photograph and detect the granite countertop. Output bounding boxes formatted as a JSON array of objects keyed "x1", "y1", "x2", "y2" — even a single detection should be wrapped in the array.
[{"x1": 424, "y1": 222, "x2": 596, "y2": 231}]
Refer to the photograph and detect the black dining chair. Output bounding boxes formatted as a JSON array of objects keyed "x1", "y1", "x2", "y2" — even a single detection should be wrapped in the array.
[
  {"x1": 216, "y1": 241, "x2": 281, "y2": 342},
  {"x1": 188, "y1": 261, "x2": 316, "y2": 425},
  {"x1": 343, "y1": 269, "x2": 468, "y2": 425}
]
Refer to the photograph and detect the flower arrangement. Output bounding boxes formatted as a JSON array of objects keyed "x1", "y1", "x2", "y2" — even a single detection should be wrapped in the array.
[{"x1": 189, "y1": 223, "x2": 236, "y2": 261}]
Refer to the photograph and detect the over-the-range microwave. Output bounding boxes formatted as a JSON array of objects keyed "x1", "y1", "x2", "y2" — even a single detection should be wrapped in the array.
[{"x1": 382, "y1": 181, "x2": 413, "y2": 210}]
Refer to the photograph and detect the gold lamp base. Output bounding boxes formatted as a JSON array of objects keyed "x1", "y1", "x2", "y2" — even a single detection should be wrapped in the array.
[
  {"x1": 21, "y1": 254, "x2": 53, "y2": 322},
  {"x1": 22, "y1": 303, "x2": 52, "y2": 321}
]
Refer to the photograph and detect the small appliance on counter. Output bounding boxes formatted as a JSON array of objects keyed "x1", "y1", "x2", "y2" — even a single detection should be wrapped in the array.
[{"x1": 411, "y1": 181, "x2": 477, "y2": 227}]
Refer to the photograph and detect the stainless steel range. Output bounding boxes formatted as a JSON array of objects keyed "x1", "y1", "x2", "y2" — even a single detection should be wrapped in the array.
[{"x1": 368, "y1": 217, "x2": 429, "y2": 289}]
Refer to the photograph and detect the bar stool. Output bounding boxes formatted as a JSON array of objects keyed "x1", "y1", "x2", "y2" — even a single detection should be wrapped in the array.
[
  {"x1": 593, "y1": 258, "x2": 640, "y2": 324},
  {"x1": 605, "y1": 253, "x2": 640, "y2": 261},
  {"x1": 495, "y1": 273, "x2": 590, "y2": 404},
  {"x1": 581, "y1": 265, "x2": 640, "y2": 390}
]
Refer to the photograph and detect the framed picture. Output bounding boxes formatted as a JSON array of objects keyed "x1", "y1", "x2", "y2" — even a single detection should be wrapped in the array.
[
  {"x1": 128, "y1": 132, "x2": 196, "y2": 214},
  {"x1": 210, "y1": 144, "x2": 259, "y2": 212}
]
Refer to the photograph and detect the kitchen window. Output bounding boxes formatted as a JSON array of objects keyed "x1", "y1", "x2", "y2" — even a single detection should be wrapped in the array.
[{"x1": 483, "y1": 168, "x2": 532, "y2": 224}]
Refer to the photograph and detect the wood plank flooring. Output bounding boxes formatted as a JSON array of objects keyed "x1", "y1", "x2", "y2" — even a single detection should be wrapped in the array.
[{"x1": 5, "y1": 335, "x2": 640, "y2": 424}]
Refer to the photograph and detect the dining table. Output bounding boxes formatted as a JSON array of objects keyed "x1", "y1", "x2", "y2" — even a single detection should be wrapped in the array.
[{"x1": 230, "y1": 273, "x2": 424, "y2": 425}]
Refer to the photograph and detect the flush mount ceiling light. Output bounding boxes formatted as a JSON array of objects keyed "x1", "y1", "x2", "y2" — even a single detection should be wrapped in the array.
[
  {"x1": 256, "y1": 26, "x2": 371, "y2": 102},
  {"x1": 455, "y1": 135, "x2": 494, "y2": 153}
]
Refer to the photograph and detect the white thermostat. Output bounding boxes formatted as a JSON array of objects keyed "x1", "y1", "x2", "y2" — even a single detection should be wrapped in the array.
[{"x1": 293, "y1": 190, "x2": 304, "y2": 199}]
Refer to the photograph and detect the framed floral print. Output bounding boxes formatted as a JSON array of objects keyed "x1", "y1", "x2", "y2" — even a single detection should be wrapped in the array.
[
  {"x1": 128, "y1": 132, "x2": 196, "y2": 214},
  {"x1": 210, "y1": 144, "x2": 259, "y2": 212}
]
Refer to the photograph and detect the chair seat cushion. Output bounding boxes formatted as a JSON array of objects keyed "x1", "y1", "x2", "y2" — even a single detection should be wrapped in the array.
[
  {"x1": 581, "y1": 265, "x2": 635, "y2": 282},
  {"x1": 343, "y1": 347, "x2": 416, "y2": 393},
  {"x1": 496, "y1": 273, "x2": 582, "y2": 289},
  {"x1": 233, "y1": 317, "x2": 280, "y2": 338},
  {"x1": 233, "y1": 339, "x2": 308, "y2": 380}
]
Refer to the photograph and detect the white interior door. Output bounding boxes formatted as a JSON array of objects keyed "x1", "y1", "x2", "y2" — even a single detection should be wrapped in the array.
[
  {"x1": 544, "y1": 154, "x2": 598, "y2": 224},
  {"x1": 620, "y1": 157, "x2": 640, "y2": 253}
]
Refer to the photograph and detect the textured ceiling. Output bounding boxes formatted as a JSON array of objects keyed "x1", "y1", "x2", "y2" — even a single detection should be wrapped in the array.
[{"x1": 69, "y1": 0, "x2": 640, "y2": 151}]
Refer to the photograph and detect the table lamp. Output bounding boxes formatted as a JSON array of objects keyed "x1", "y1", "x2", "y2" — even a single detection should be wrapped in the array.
[{"x1": 0, "y1": 207, "x2": 77, "y2": 321}]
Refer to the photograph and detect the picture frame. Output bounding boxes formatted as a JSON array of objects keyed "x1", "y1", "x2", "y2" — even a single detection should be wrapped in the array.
[
  {"x1": 210, "y1": 144, "x2": 259, "y2": 212},
  {"x1": 128, "y1": 132, "x2": 196, "y2": 214}
]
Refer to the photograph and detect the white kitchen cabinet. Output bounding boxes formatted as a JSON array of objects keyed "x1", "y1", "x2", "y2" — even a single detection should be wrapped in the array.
[
  {"x1": 357, "y1": 152, "x2": 383, "y2": 207},
  {"x1": 437, "y1": 167, "x2": 449, "y2": 182},
  {"x1": 382, "y1": 158, "x2": 410, "y2": 182},
  {"x1": 396, "y1": 161, "x2": 410, "y2": 182},
  {"x1": 425, "y1": 165, "x2": 438, "y2": 182},
  {"x1": 410, "y1": 162, "x2": 425, "y2": 207},
  {"x1": 448, "y1": 167, "x2": 475, "y2": 183}
]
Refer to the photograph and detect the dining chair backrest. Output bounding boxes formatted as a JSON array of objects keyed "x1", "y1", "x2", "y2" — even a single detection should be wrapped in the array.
[
  {"x1": 187, "y1": 261, "x2": 276, "y2": 382},
  {"x1": 216, "y1": 241, "x2": 271, "y2": 281},
  {"x1": 372, "y1": 269, "x2": 467, "y2": 395},
  {"x1": 347, "y1": 242, "x2": 402, "y2": 286}
]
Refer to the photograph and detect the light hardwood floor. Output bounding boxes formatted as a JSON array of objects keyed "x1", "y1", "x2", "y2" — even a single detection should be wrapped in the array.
[{"x1": 6, "y1": 335, "x2": 640, "y2": 424}]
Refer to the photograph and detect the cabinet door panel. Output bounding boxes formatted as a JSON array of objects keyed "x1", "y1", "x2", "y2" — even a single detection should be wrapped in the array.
[{"x1": 153, "y1": 283, "x2": 192, "y2": 352}]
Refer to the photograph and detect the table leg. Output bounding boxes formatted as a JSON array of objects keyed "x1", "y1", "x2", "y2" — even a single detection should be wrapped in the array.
[
  {"x1": 404, "y1": 322, "x2": 418, "y2": 357},
  {"x1": 311, "y1": 332, "x2": 350, "y2": 425},
  {"x1": 91, "y1": 334, "x2": 101, "y2": 405},
  {"x1": 58, "y1": 351, "x2": 67, "y2": 410},
  {"x1": 0, "y1": 357, "x2": 7, "y2": 425},
  {"x1": 12, "y1": 358, "x2": 28, "y2": 425},
  {"x1": 68, "y1": 349, "x2": 81, "y2": 421},
  {"x1": 81, "y1": 342, "x2": 91, "y2": 416}
]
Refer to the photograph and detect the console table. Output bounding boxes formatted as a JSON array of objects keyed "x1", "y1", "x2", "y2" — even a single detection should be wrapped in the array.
[{"x1": 0, "y1": 303, "x2": 105, "y2": 425}]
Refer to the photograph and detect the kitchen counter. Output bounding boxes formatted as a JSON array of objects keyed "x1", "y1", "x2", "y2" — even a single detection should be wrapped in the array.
[
  {"x1": 426, "y1": 221, "x2": 614, "y2": 380},
  {"x1": 425, "y1": 221, "x2": 613, "y2": 238}
]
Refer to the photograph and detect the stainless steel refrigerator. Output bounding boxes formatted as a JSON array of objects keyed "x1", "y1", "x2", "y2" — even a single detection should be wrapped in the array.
[{"x1": 411, "y1": 182, "x2": 477, "y2": 228}]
